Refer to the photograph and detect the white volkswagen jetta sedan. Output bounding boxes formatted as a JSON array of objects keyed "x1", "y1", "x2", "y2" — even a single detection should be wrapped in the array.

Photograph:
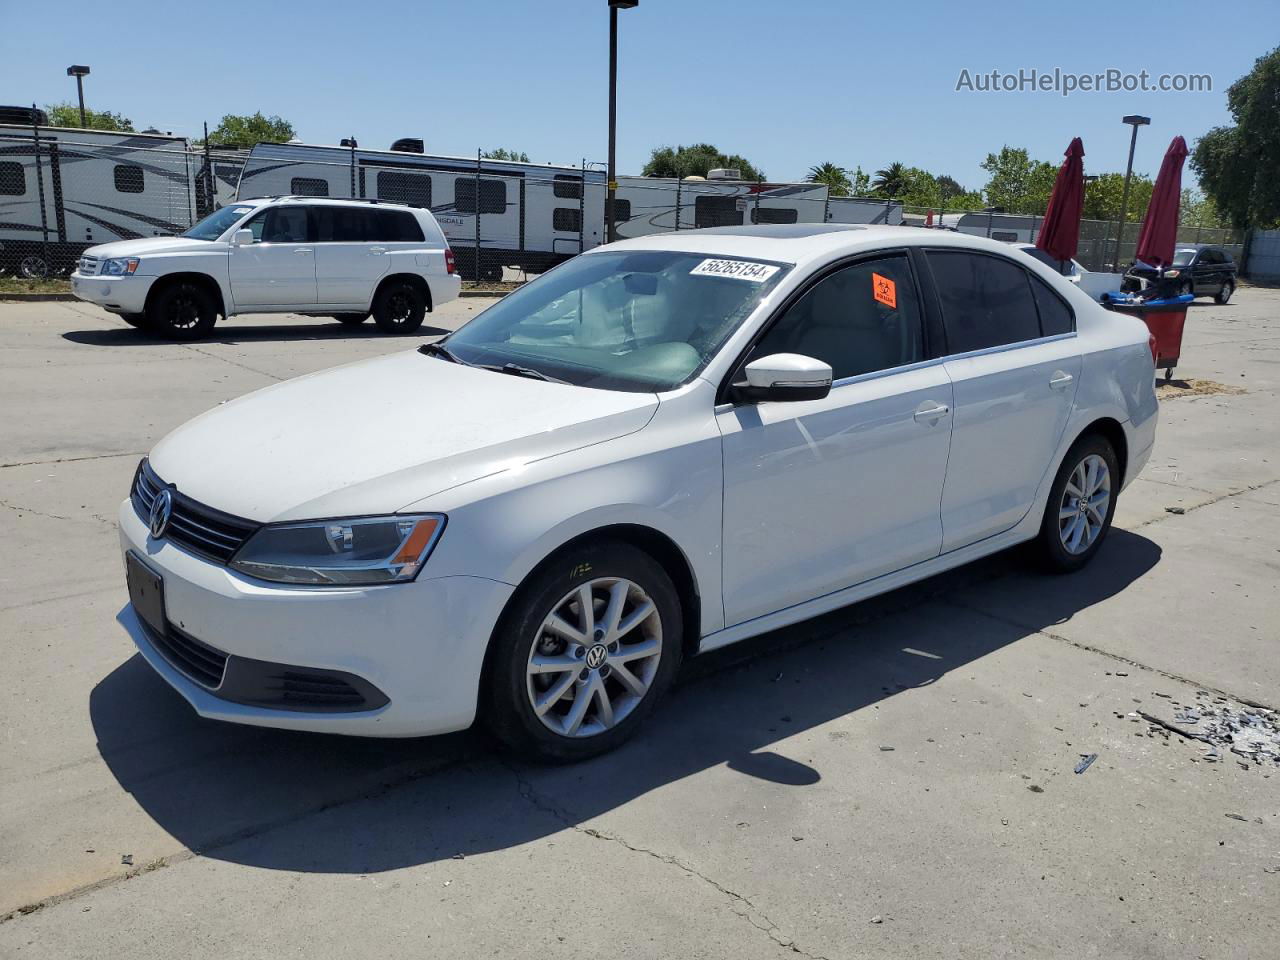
[{"x1": 119, "y1": 224, "x2": 1157, "y2": 761}]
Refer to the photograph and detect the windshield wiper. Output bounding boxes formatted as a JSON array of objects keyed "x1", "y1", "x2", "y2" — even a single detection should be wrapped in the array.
[
  {"x1": 493, "y1": 362, "x2": 567, "y2": 384},
  {"x1": 418, "y1": 341, "x2": 466, "y2": 364}
]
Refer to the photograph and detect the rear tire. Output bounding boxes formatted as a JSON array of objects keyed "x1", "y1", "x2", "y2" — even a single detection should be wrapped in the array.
[
  {"x1": 1036, "y1": 434, "x2": 1119, "y2": 573},
  {"x1": 372, "y1": 281, "x2": 426, "y2": 334},
  {"x1": 1215, "y1": 279, "x2": 1234, "y2": 304},
  {"x1": 332, "y1": 313, "x2": 369, "y2": 326},
  {"x1": 147, "y1": 281, "x2": 218, "y2": 340},
  {"x1": 485, "y1": 540, "x2": 683, "y2": 762}
]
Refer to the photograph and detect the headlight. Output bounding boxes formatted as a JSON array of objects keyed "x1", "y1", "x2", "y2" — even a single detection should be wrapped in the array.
[
  {"x1": 102, "y1": 258, "x2": 140, "y2": 276},
  {"x1": 1162, "y1": 269, "x2": 1180, "y2": 278},
  {"x1": 230, "y1": 515, "x2": 445, "y2": 586}
]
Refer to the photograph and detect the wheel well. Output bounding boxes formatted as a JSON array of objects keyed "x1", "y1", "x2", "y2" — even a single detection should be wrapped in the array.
[
  {"x1": 145, "y1": 273, "x2": 224, "y2": 317},
  {"x1": 1076, "y1": 417, "x2": 1128, "y2": 486},
  {"x1": 374, "y1": 273, "x2": 433, "y2": 312}
]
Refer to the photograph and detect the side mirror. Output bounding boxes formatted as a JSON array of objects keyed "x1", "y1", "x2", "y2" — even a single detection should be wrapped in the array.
[
  {"x1": 733, "y1": 353, "x2": 832, "y2": 403},
  {"x1": 232, "y1": 229, "x2": 254, "y2": 247}
]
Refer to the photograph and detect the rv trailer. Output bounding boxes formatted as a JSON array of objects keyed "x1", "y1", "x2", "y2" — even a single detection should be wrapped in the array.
[
  {"x1": 936, "y1": 211, "x2": 1040, "y2": 244},
  {"x1": 0, "y1": 124, "x2": 196, "y2": 277},
  {"x1": 613, "y1": 174, "x2": 829, "y2": 239},
  {"x1": 825, "y1": 195, "x2": 904, "y2": 225},
  {"x1": 236, "y1": 141, "x2": 607, "y2": 278}
]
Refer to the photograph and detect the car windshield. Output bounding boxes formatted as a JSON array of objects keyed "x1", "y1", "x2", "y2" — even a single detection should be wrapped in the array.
[
  {"x1": 1172, "y1": 249, "x2": 1197, "y2": 267},
  {"x1": 182, "y1": 205, "x2": 255, "y2": 241},
  {"x1": 440, "y1": 250, "x2": 790, "y2": 392}
]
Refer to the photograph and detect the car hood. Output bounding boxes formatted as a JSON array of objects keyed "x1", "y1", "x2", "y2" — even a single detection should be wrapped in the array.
[
  {"x1": 85, "y1": 236, "x2": 216, "y2": 260},
  {"x1": 148, "y1": 351, "x2": 659, "y2": 522}
]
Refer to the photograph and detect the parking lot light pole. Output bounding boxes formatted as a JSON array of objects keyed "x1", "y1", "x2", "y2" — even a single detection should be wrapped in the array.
[
  {"x1": 66, "y1": 65, "x2": 91, "y2": 127},
  {"x1": 607, "y1": 0, "x2": 638, "y2": 245},
  {"x1": 1114, "y1": 114, "x2": 1150, "y2": 271}
]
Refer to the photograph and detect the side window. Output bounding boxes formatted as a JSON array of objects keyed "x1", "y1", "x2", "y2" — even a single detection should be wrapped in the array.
[
  {"x1": 0, "y1": 161, "x2": 24, "y2": 195},
  {"x1": 291, "y1": 177, "x2": 329, "y2": 197},
  {"x1": 371, "y1": 209, "x2": 425, "y2": 242},
  {"x1": 253, "y1": 206, "x2": 311, "y2": 243},
  {"x1": 114, "y1": 164, "x2": 144, "y2": 194},
  {"x1": 926, "y1": 251, "x2": 1041, "y2": 353},
  {"x1": 552, "y1": 208, "x2": 581, "y2": 232},
  {"x1": 553, "y1": 175, "x2": 583, "y2": 200},
  {"x1": 1028, "y1": 274, "x2": 1075, "y2": 336},
  {"x1": 455, "y1": 177, "x2": 506, "y2": 214},
  {"x1": 376, "y1": 170, "x2": 432, "y2": 208},
  {"x1": 750, "y1": 255, "x2": 924, "y2": 381},
  {"x1": 752, "y1": 206, "x2": 799, "y2": 225}
]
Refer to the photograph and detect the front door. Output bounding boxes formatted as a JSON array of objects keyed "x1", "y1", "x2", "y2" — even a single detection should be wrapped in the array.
[
  {"x1": 924, "y1": 250, "x2": 1082, "y2": 552},
  {"x1": 717, "y1": 253, "x2": 953, "y2": 627},
  {"x1": 228, "y1": 205, "x2": 318, "y2": 308}
]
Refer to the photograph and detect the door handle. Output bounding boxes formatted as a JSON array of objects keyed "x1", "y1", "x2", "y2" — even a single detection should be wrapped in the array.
[
  {"x1": 913, "y1": 401, "x2": 950, "y2": 422},
  {"x1": 1049, "y1": 371, "x2": 1074, "y2": 390},
  {"x1": 294, "y1": 247, "x2": 313, "y2": 255},
  {"x1": 369, "y1": 246, "x2": 387, "y2": 255}
]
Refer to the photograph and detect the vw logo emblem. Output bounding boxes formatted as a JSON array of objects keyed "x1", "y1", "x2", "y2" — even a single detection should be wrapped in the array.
[
  {"x1": 585, "y1": 644, "x2": 608, "y2": 669},
  {"x1": 149, "y1": 487, "x2": 174, "y2": 539}
]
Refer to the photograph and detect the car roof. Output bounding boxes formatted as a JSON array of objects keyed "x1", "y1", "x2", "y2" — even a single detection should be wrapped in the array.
[
  {"x1": 264, "y1": 196, "x2": 424, "y2": 213},
  {"x1": 595, "y1": 224, "x2": 1036, "y2": 267}
]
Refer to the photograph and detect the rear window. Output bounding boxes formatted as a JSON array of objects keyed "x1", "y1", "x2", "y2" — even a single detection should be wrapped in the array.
[
  {"x1": 927, "y1": 251, "x2": 1041, "y2": 353},
  {"x1": 374, "y1": 209, "x2": 425, "y2": 242}
]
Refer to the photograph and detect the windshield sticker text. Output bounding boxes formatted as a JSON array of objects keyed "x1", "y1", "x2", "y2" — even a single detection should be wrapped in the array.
[{"x1": 690, "y1": 259, "x2": 780, "y2": 283}]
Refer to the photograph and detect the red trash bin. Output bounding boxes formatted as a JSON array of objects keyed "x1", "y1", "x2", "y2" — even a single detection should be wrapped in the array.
[{"x1": 1103, "y1": 296, "x2": 1191, "y2": 380}]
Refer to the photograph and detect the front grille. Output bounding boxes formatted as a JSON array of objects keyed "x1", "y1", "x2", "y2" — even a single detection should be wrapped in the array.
[
  {"x1": 132, "y1": 459, "x2": 259, "y2": 563},
  {"x1": 78, "y1": 256, "x2": 99, "y2": 275},
  {"x1": 143, "y1": 619, "x2": 229, "y2": 688}
]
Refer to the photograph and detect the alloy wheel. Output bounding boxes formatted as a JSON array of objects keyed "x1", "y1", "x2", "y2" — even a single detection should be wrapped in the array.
[
  {"x1": 1058, "y1": 453, "x2": 1111, "y2": 555},
  {"x1": 167, "y1": 289, "x2": 201, "y2": 330},
  {"x1": 525, "y1": 577, "x2": 663, "y2": 738}
]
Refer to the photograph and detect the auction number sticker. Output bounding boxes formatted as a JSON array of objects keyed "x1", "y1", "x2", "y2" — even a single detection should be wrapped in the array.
[{"x1": 690, "y1": 259, "x2": 780, "y2": 283}]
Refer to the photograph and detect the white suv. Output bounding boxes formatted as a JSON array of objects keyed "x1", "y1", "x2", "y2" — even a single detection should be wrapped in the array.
[{"x1": 71, "y1": 197, "x2": 461, "y2": 339}]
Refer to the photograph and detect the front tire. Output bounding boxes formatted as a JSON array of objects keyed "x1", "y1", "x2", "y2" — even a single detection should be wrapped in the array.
[
  {"x1": 1037, "y1": 434, "x2": 1119, "y2": 573},
  {"x1": 147, "y1": 281, "x2": 218, "y2": 340},
  {"x1": 1178, "y1": 279, "x2": 1194, "y2": 298},
  {"x1": 372, "y1": 281, "x2": 426, "y2": 334},
  {"x1": 485, "y1": 540, "x2": 683, "y2": 762},
  {"x1": 1215, "y1": 279, "x2": 1234, "y2": 304}
]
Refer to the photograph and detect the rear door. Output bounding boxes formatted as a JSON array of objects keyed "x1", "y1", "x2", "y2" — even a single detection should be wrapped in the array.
[
  {"x1": 227, "y1": 205, "x2": 318, "y2": 308},
  {"x1": 924, "y1": 250, "x2": 1081, "y2": 553},
  {"x1": 311, "y1": 206, "x2": 392, "y2": 308}
]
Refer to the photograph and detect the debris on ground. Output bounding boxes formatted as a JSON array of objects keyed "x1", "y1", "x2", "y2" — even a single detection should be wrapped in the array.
[
  {"x1": 1075, "y1": 753, "x2": 1098, "y2": 774},
  {"x1": 869, "y1": 915, "x2": 883, "y2": 924},
  {"x1": 121, "y1": 854, "x2": 132, "y2": 866},
  {"x1": 1225, "y1": 813, "x2": 1249, "y2": 822},
  {"x1": 1166, "y1": 506, "x2": 1187, "y2": 515},
  {"x1": 1137, "y1": 693, "x2": 1280, "y2": 766},
  {"x1": 878, "y1": 745, "x2": 895, "y2": 752},
  {"x1": 1155, "y1": 378, "x2": 1246, "y2": 401}
]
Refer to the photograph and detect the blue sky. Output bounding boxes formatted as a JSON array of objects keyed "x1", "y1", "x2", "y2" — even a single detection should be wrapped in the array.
[{"x1": 1, "y1": 0, "x2": 1274, "y2": 189}]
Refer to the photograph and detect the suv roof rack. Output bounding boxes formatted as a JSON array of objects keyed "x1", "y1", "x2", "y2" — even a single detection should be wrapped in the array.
[{"x1": 274, "y1": 195, "x2": 387, "y2": 205}]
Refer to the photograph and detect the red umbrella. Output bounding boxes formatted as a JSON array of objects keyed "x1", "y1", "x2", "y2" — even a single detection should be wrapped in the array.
[
  {"x1": 1134, "y1": 135, "x2": 1188, "y2": 270},
  {"x1": 1035, "y1": 137, "x2": 1085, "y2": 268}
]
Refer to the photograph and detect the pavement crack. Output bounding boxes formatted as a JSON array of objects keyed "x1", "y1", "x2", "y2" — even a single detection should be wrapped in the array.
[
  {"x1": 505, "y1": 762, "x2": 830, "y2": 960},
  {"x1": 1133, "y1": 476, "x2": 1280, "y2": 529},
  {"x1": 0, "y1": 497, "x2": 114, "y2": 526},
  {"x1": 1, "y1": 451, "x2": 146, "y2": 470},
  {"x1": 181, "y1": 345, "x2": 284, "y2": 382}
]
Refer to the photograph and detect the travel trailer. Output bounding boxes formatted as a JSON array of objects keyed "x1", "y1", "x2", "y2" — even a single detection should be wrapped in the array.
[
  {"x1": 825, "y1": 195, "x2": 904, "y2": 225},
  {"x1": 236, "y1": 141, "x2": 608, "y2": 278},
  {"x1": 0, "y1": 123, "x2": 196, "y2": 277},
  {"x1": 613, "y1": 173, "x2": 830, "y2": 239}
]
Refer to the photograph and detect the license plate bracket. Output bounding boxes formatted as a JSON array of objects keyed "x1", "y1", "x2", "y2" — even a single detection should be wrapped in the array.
[{"x1": 126, "y1": 551, "x2": 166, "y2": 636}]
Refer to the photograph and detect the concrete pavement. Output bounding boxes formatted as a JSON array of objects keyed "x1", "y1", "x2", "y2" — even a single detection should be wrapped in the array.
[{"x1": 1, "y1": 290, "x2": 1277, "y2": 958}]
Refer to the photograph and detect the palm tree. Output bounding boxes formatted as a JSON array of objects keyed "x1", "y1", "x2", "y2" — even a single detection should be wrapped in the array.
[
  {"x1": 806, "y1": 162, "x2": 852, "y2": 198},
  {"x1": 872, "y1": 162, "x2": 909, "y2": 198}
]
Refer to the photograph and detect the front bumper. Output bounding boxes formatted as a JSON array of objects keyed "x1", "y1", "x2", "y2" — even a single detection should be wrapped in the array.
[
  {"x1": 71, "y1": 271, "x2": 154, "y2": 314},
  {"x1": 118, "y1": 499, "x2": 514, "y2": 737}
]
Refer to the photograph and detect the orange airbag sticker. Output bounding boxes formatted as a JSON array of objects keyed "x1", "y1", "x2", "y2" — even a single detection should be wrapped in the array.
[{"x1": 872, "y1": 272, "x2": 897, "y2": 308}]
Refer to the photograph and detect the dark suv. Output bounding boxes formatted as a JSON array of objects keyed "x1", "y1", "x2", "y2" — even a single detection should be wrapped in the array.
[{"x1": 1123, "y1": 245, "x2": 1237, "y2": 303}]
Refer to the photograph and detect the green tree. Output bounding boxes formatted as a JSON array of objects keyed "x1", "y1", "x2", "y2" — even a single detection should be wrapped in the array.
[
  {"x1": 936, "y1": 174, "x2": 965, "y2": 202},
  {"x1": 205, "y1": 112, "x2": 295, "y2": 148},
  {"x1": 979, "y1": 146, "x2": 1057, "y2": 214},
  {"x1": 849, "y1": 165, "x2": 871, "y2": 196},
  {"x1": 1179, "y1": 189, "x2": 1228, "y2": 228},
  {"x1": 1082, "y1": 171, "x2": 1154, "y2": 222},
  {"x1": 44, "y1": 102, "x2": 134, "y2": 131},
  {"x1": 483, "y1": 147, "x2": 530, "y2": 162},
  {"x1": 806, "y1": 162, "x2": 852, "y2": 197},
  {"x1": 1191, "y1": 45, "x2": 1280, "y2": 228},
  {"x1": 642, "y1": 143, "x2": 764, "y2": 182},
  {"x1": 871, "y1": 161, "x2": 909, "y2": 197}
]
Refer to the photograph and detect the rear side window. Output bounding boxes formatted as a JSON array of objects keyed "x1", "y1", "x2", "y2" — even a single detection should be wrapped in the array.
[
  {"x1": 291, "y1": 177, "x2": 329, "y2": 197},
  {"x1": 750, "y1": 254, "x2": 924, "y2": 381},
  {"x1": 114, "y1": 164, "x2": 144, "y2": 193},
  {"x1": 373, "y1": 209, "x2": 425, "y2": 242},
  {"x1": 552, "y1": 208, "x2": 581, "y2": 232},
  {"x1": 455, "y1": 177, "x2": 506, "y2": 214},
  {"x1": 927, "y1": 251, "x2": 1041, "y2": 353},
  {"x1": 376, "y1": 170, "x2": 432, "y2": 208},
  {"x1": 311, "y1": 205, "x2": 369, "y2": 242},
  {"x1": 0, "y1": 161, "x2": 24, "y2": 195},
  {"x1": 1028, "y1": 274, "x2": 1075, "y2": 336}
]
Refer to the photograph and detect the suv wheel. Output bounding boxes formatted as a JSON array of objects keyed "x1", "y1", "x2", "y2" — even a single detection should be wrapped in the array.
[
  {"x1": 148, "y1": 281, "x2": 218, "y2": 340},
  {"x1": 372, "y1": 281, "x2": 426, "y2": 334},
  {"x1": 332, "y1": 313, "x2": 369, "y2": 326},
  {"x1": 1178, "y1": 279, "x2": 1194, "y2": 298},
  {"x1": 1215, "y1": 279, "x2": 1234, "y2": 304},
  {"x1": 1037, "y1": 434, "x2": 1119, "y2": 573},
  {"x1": 486, "y1": 540, "x2": 683, "y2": 762}
]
